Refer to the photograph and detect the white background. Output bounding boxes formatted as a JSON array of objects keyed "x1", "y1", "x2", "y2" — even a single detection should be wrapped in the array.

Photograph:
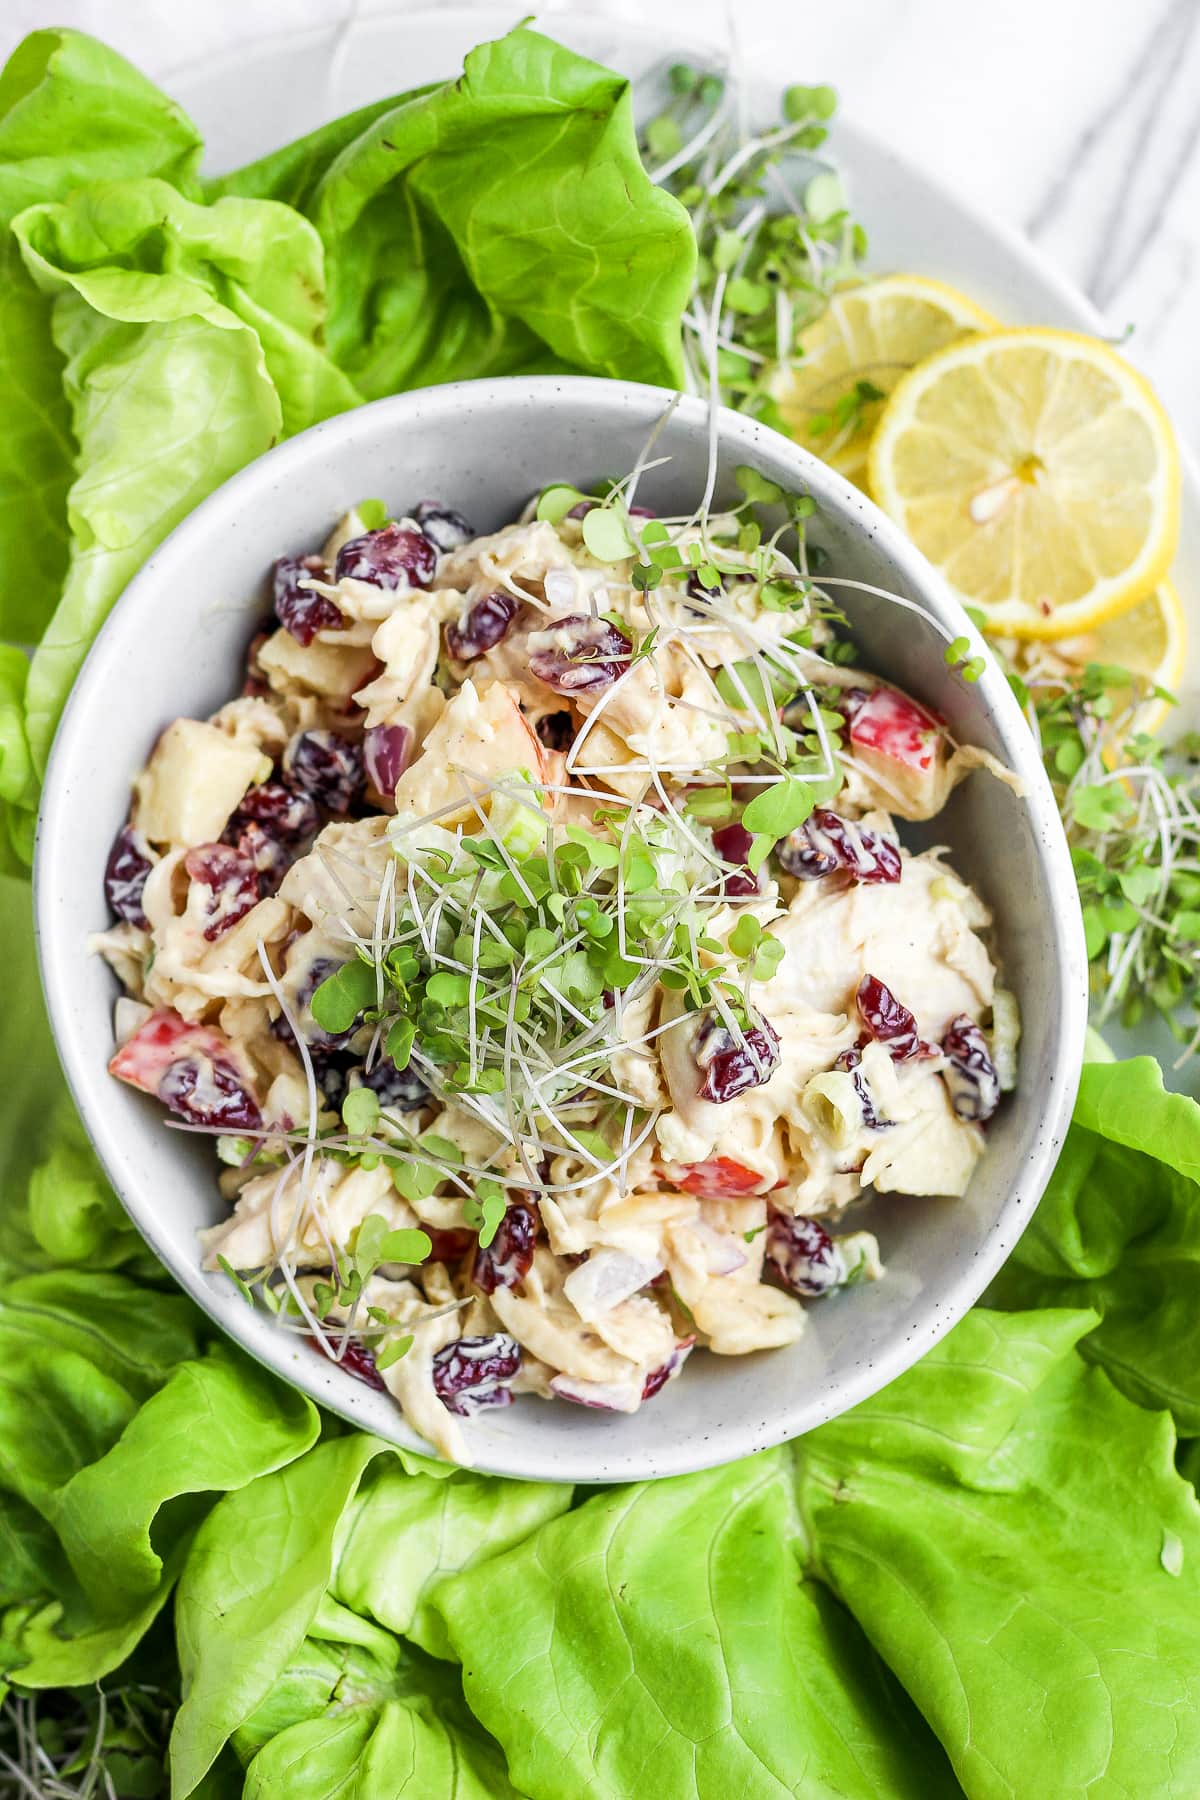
[{"x1": 5, "y1": 0, "x2": 1200, "y2": 442}]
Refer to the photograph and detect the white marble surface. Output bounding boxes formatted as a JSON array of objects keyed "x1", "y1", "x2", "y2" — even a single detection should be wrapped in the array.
[{"x1": 5, "y1": 0, "x2": 1200, "y2": 442}]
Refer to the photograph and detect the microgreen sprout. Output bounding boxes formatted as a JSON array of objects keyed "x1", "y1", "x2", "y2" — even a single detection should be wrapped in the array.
[
  {"x1": 0, "y1": 1681, "x2": 176, "y2": 1800},
  {"x1": 991, "y1": 638, "x2": 1200, "y2": 1057},
  {"x1": 639, "y1": 62, "x2": 866, "y2": 422}
]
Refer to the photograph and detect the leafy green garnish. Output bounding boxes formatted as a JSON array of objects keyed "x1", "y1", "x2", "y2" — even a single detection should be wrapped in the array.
[
  {"x1": 640, "y1": 64, "x2": 865, "y2": 429},
  {"x1": 374, "y1": 1333, "x2": 414, "y2": 1371},
  {"x1": 342, "y1": 1086, "x2": 380, "y2": 1138},
  {"x1": 581, "y1": 505, "x2": 636, "y2": 562},
  {"x1": 995, "y1": 645, "x2": 1200, "y2": 1045},
  {"x1": 310, "y1": 958, "x2": 376, "y2": 1034},
  {"x1": 741, "y1": 775, "x2": 815, "y2": 838},
  {"x1": 464, "y1": 1179, "x2": 508, "y2": 1248},
  {"x1": 536, "y1": 483, "x2": 589, "y2": 524}
]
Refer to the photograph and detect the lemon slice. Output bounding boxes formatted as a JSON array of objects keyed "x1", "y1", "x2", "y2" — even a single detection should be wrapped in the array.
[
  {"x1": 868, "y1": 327, "x2": 1181, "y2": 638},
  {"x1": 999, "y1": 580, "x2": 1186, "y2": 739},
  {"x1": 771, "y1": 275, "x2": 997, "y2": 487}
]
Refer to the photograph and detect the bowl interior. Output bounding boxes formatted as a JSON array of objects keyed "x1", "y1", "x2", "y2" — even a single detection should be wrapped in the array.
[{"x1": 35, "y1": 377, "x2": 1087, "y2": 1482}]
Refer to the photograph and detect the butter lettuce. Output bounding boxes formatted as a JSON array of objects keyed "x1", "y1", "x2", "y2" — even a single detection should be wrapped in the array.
[
  {"x1": 209, "y1": 31, "x2": 696, "y2": 398},
  {"x1": 12, "y1": 180, "x2": 361, "y2": 780},
  {"x1": 171, "y1": 1441, "x2": 569, "y2": 1795},
  {"x1": 797, "y1": 1307, "x2": 1200, "y2": 1799},
  {"x1": 431, "y1": 1306, "x2": 1200, "y2": 1800},
  {"x1": 0, "y1": 871, "x2": 152, "y2": 1278},
  {"x1": 301, "y1": 30, "x2": 695, "y2": 398},
  {"x1": 987, "y1": 1056, "x2": 1200, "y2": 1428},
  {"x1": 0, "y1": 28, "x2": 203, "y2": 643},
  {"x1": 436, "y1": 1449, "x2": 957, "y2": 1800}
]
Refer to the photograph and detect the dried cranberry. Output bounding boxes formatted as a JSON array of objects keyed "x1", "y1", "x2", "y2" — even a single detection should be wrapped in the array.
[
  {"x1": 159, "y1": 1056, "x2": 263, "y2": 1131},
  {"x1": 425, "y1": 1227, "x2": 476, "y2": 1264},
  {"x1": 833, "y1": 1042, "x2": 889, "y2": 1130},
  {"x1": 528, "y1": 614, "x2": 632, "y2": 695},
  {"x1": 412, "y1": 500, "x2": 473, "y2": 552},
  {"x1": 472, "y1": 1200, "x2": 537, "y2": 1295},
  {"x1": 232, "y1": 780, "x2": 319, "y2": 844},
  {"x1": 777, "y1": 809, "x2": 901, "y2": 884},
  {"x1": 856, "y1": 975, "x2": 928, "y2": 1063},
  {"x1": 778, "y1": 821, "x2": 838, "y2": 879},
  {"x1": 312, "y1": 1051, "x2": 356, "y2": 1107},
  {"x1": 104, "y1": 824, "x2": 154, "y2": 926},
  {"x1": 711, "y1": 820, "x2": 761, "y2": 899},
  {"x1": 536, "y1": 711, "x2": 575, "y2": 752},
  {"x1": 272, "y1": 553, "x2": 341, "y2": 646},
  {"x1": 184, "y1": 844, "x2": 260, "y2": 941},
  {"x1": 941, "y1": 1014, "x2": 1001, "y2": 1122},
  {"x1": 310, "y1": 1335, "x2": 386, "y2": 1391},
  {"x1": 641, "y1": 1336, "x2": 695, "y2": 1400},
  {"x1": 284, "y1": 731, "x2": 365, "y2": 814},
  {"x1": 432, "y1": 1333, "x2": 521, "y2": 1415},
  {"x1": 225, "y1": 821, "x2": 289, "y2": 896},
  {"x1": 359, "y1": 1057, "x2": 429, "y2": 1112},
  {"x1": 695, "y1": 1009, "x2": 781, "y2": 1104},
  {"x1": 363, "y1": 724, "x2": 412, "y2": 795},
  {"x1": 335, "y1": 524, "x2": 436, "y2": 590},
  {"x1": 445, "y1": 592, "x2": 518, "y2": 661},
  {"x1": 765, "y1": 1210, "x2": 844, "y2": 1297}
]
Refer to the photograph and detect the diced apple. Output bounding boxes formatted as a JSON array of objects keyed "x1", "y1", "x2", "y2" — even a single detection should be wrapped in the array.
[
  {"x1": 848, "y1": 687, "x2": 948, "y2": 817},
  {"x1": 110, "y1": 1007, "x2": 262, "y2": 1130},
  {"x1": 134, "y1": 720, "x2": 270, "y2": 848},
  {"x1": 257, "y1": 627, "x2": 378, "y2": 702}
]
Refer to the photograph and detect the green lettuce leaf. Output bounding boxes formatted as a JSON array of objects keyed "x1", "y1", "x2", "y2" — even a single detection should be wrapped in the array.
[
  {"x1": 234, "y1": 1594, "x2": 523, "y2": 1798},
  {"x1": 207, "y1": 92, "x2": 431, "y2": 210},
  {"x1": 0, "y1": 1269, "x2": 317, "y2": 1689},
  {"x1": 9, "y1": 178, "x2": 360, "y2": 783},
  {"x1": 434, "y1": 1451, "x2": 957, "y2": 1800},
  {"x1": 0, "y1": 1491, "x2": 67, "y2": 1611},
  {"x1": 799, "y1": 1306, "x2": 1200, "y2": 1798},
  {"x1": 987, "y1": 1057, "x2": 1200, "y2": 1428},
  {"x1": 172, "y1": 1435, "x2": 392, "y2": 1797},
  {"x1": 296, "y1": 27, "x2": 694, "y2": 398},
  {"x1": 434, "y1": 1309, "x2": 1200, "y2": 1800},
  {"x1": 0, "y1": 872, "x2": 154, "y2": 1278},
  {"x1": 171, "y1": 1442, "x2": 569, "y2": 1795},
  {"x1": 329, "y1": 1458, "x2": 570, "y2": 1659},
  {"x1": 0, "y1": 28, "x2": 203, "y2": 642},
  {"x1": 0, "y1": 874, "x2": 70, "y2": 1219},
  {"x1": 232, "y1": 1594, "x2": 413, "y2": 1761}
]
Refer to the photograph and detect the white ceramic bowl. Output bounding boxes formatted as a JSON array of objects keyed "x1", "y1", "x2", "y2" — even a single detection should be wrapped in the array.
[{"x1": 36, "y1": 376, "x2": 1088, "y2": 1482}]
